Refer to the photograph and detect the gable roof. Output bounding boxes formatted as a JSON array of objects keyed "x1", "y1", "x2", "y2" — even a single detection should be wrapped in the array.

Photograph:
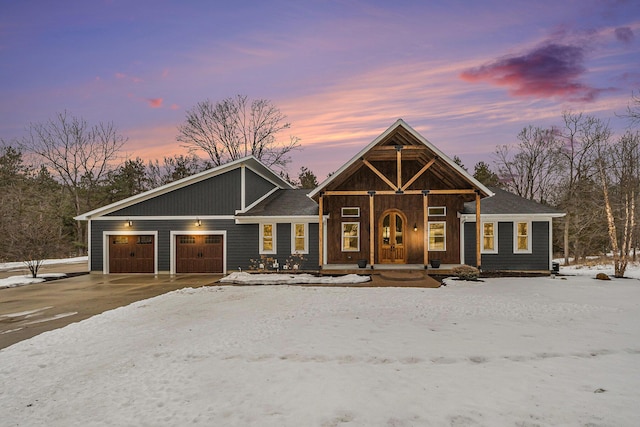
[
  {"x1": 236, "y1": 189, "x2": 319, "y2": 218},
  {"x1": 308, "y1": 119, "x2": 493, "y2": 199},
  {"x1": 462, "y1": 186, "x2": 565, "y2": 217},
  {"x1": 75, "y1": 156, "x2": 293, "y2": 220}
]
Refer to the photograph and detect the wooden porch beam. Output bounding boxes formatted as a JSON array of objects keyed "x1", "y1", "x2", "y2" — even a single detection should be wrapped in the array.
[
  {"x1": 401, "y1": 157, "x2": 437, "y2": 191},
  {"x1": 423, "y1": 192, "x2": 429, "y2": 267},
  {"x1": 369, "y1": 193, "x2": 375, "y2": 268},
  {"x1": 323, "y1": 189, "x2": 478, "y2": 196},
  {"x1": 362, "y1": 159, "x2": 397, "y2": 190},
  {"x1": 396, "y1": 146, "x2": 402, "y2": 189},
  {"x1": 371, "y1": 145, "x2": 425, "y2": 151}
]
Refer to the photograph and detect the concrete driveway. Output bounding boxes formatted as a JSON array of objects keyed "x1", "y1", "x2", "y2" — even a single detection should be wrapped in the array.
[{"x1": 0, "y1": 272, "x2": 222, "y2": 350}]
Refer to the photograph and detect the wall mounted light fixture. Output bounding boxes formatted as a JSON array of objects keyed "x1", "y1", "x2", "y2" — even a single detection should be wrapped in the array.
[
  {"x1": 195, "y1": 218, "x2": 202, "y2": 227},
  {"x1": 413, "y1": 223, "x2": 418, "y2": 232},
  {"x1": 124, "y1": 219, "x2": 132, "y2": 227}
]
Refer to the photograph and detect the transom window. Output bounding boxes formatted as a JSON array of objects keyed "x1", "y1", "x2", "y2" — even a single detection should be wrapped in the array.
[
  {"x1": 428, "y1": 206, "x2": 446, "y2": 216},
  {"x1": 341, "y1": 207, "x2": 360, "y2": 217},
  {"x1": 342, "y1": 222, "x2": 360, "y2": 251},
  {"x1": 428, "y1": 222, "x2": 446, "y2": 251},
  {"x1": 260, "y1": 223, "x2": 276, "y2": 254}
]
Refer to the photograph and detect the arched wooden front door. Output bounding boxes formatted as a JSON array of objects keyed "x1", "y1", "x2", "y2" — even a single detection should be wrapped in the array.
[{"x1": 379, "y1": 210, "x2": 407, "y2": 264}]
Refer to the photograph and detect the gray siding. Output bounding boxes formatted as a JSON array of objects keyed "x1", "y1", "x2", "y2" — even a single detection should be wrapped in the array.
[
  {"x1": 107, "y1": 169, "x2": 242, "y2": 216},
  {"x1": 90, "y1": 219, "x2": 319, "y2": 272},
  {"x1": 246, "y1": 169, "x2": 277, "y2": 206},
  {"x1": 464, "y1": 221, "x2": 550, "y2": 271}
]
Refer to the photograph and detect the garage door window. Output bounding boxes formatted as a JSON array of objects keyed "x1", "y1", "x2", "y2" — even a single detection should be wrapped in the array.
[
  {"x1": 112, "y1": 236, "x2": 129, "y2": 244},
  {"x1": 137, "y1": 236, "x2": 154, "y2": 245},
  {"x1": 179, "y1": 236, "x2": 196, "y2": 244},
  {"x1": 205, "y1": 235, "x2": 222, "y2": 244}
]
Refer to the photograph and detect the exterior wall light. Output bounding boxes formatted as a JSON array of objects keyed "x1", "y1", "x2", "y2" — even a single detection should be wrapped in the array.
[
  {"x1": 195, "y1": 218, "x2": 202, "y2": 227},
  {"x1": 413, "y1": 223, "x2": 418, "y2": 232},
  {"x1": 124, "y1": 220, "x2": 132, "y2": 227}
]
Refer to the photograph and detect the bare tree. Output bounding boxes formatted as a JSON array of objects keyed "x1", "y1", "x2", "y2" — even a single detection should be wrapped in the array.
[
  {"x1": 146, "y1": 154, "x2": 211, "y2": 187},
  {"x1": 177, "y1": 95, "x2": 300, "y2": 171},
  {"x1": 592, "y1": 118, "x2": 640, "y2": 277},
  {"x1": 556, "y1": 112, "x2": 604, "y2": 264},
  {"x1": 494, "y1": 126, "x2": 564, "y2": 204},
  {"x1": 21, "y1": 111, "x2": 126, "y2": 253}
]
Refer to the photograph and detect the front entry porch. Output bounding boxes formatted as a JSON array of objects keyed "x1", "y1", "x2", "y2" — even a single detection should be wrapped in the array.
[{"x1": 321, "y1": 263, "x2": 464, "y2": 276}]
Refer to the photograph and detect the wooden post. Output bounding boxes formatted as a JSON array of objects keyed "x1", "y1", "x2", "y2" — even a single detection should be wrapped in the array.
[
  {"x1": 396, "y1": 146, "x2": 402, "y2": 189},
  {"x1": 423, "y1": 190, "x2": 429, "y2": 267},
  {"x1": 369, "y1": 192, "x2": 375, "y2": 268},
  {"x1": 318, "y1": 194, "x2": 324, "y2": 269},
  {"x1": 475, "y1": 191, "x2": 481, "y2": 270}
]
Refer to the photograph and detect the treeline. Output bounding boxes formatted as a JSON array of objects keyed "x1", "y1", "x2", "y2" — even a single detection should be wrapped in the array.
[
  {"x1": 489, "y1": 94, "x2": 640, "y2": 277},
  {"x1": 2, "y1": 93, "x2": 639, "y2": 276}
]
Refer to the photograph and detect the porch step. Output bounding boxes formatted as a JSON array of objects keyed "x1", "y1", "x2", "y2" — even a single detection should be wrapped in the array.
[{"x1": 379, "y1": 270, "x2": 426, "y2": 281}]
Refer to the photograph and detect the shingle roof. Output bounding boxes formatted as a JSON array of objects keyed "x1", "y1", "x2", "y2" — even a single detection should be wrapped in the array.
[
  {"x1": 238, "y1": 189, "x2": 318, "y2": 217},
  {"x1": 463, "y1": 187, "x2": 564, "y2": 215}
]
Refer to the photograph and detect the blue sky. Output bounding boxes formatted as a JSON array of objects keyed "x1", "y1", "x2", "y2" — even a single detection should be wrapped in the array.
[{"x1": 1, "y1": 0, "x2": 639, "y2": 178}]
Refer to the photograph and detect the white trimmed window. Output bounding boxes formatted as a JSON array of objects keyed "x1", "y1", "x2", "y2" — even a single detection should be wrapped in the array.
[
  {"x1": 260, "y1": 223, "x2": 276, "y2": 254},
  {"x1": 514, "y1": 221, "x2": 531, "y2": 253},
  {"x1": 291, "y1": 223, "x2": 308, "y2": 254},
  {"x1": 341, "y1": 207, "x2": 360, "y2": 217},
  {"x1": 342, "y1": 222, "x2": 360, "y2": 251},
  {"x1": 482, "y1": 222, "x2": 498, "y2": 253},
  {"x1": 428, "y1": 221, "x2": 446, "y2": 251},
  {"x1": 428, "y1": 206, "x2": 446, "y2": 216}
]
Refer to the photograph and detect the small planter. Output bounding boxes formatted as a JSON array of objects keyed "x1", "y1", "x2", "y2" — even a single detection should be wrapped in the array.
[
  {"x1": 357, "y1": 259, "x2": 368, "y2": 268},
  {"x1": 430, "y1": 259, "x2": 441, "y2": 269}
]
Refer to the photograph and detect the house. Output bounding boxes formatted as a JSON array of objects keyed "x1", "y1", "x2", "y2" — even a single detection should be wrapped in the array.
[{"x1": 75, "y1": 119, "x2": 563, "y2": 274}]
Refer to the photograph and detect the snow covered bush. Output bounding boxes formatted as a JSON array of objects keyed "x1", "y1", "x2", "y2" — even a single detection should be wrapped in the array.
[{"x1": 452, "y1": 265, "x2": 480, "y2": 281}]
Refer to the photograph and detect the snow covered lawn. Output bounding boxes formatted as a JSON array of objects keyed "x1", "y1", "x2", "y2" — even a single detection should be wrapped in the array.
[{"x1": 1, "y1": 275, "x2": 639, "y2": 426}]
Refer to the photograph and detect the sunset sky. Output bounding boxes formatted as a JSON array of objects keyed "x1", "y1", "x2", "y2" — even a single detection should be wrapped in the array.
[{"x1": 1, "y1": 0, "x2": 639, "y2": 179}]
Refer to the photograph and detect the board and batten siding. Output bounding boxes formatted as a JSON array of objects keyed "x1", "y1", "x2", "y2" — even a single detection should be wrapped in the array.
[
  {"x1": 464, "y1": 221, "x2": 550, "y2": 271},
  {"x1": 106, "y1": 169, "x2": 242, "y2": 217},
  {"x1": 245, "y1": 168, "x2": 278, "y2": 207},
  {"x1": 91, "y1": 219, "x2": 318, "y2": 272}
]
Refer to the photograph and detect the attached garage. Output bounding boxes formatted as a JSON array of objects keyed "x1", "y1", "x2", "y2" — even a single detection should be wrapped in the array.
[
  {"x1": 108, "y1": 234, "x2": 155, "y2": 273},
  {"x1": 175, "y1": 234, "x2": 224, "y2": 273}
]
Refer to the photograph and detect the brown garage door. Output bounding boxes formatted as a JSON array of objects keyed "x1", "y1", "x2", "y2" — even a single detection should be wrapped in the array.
[
  {"x1": 109, "y1": 235, "x2": 155, "y2": 273},
  {"x1": 176, "y1": 235, "x2": 223, "y2": 273}
]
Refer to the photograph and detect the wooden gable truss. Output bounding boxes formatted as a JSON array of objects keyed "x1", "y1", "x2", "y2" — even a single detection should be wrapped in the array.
[{"x1": 311, "y1": 120, "x2": 491, "y2": 270}]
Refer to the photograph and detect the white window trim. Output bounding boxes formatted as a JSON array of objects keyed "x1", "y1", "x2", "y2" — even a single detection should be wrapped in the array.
[
  {"x1": 481, "y1": 221, "x2": 498, "y2": 254},
  {"x1": 513, "y1": 221, "x2": 532, "y2": 254},
  {"x1": 428, "y1": 221, "x2": 446, "y2": 251},
  {"x1": 291, "y1": 223, "x2": 309, "y2": 254},
  {"x1": 341, "y1": 207, "x2": 360, "y2": 217},
  {"x1": 260, "y1": 223, "x2": 277, "y2": 254},
  {"x1": 428, "y1": 206, "x2": 446, "y2": 216},
  {"x1": 341, "y1": 222, "x2": 360, "y2": 252}
]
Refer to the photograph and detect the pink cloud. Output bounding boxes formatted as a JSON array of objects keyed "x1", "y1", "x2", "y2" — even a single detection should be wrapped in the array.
[
  {"x1": 460, "y1": 43, "x2": 603, "y2": 102},
  {"x1": 147, "y1": 98, "x2": 163, "y2": 108}
]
